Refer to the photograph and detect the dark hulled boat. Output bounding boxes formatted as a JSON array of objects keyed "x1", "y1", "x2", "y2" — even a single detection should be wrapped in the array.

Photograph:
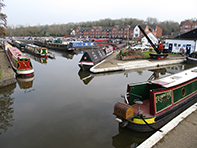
[
  {"x1": 114, "y1": 66, "x2": 197, "y2": 132},
  {"x1": 78, "y1": 46, "x2": 113, "y2": 71},
  {"x1": 186, "y1": 52, "x2": 197, "y2": 64}
]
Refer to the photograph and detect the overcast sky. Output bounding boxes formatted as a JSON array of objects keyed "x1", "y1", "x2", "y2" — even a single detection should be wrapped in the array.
[{"x1": 2, "y1": 0, "x2": 197, "y2": 26}]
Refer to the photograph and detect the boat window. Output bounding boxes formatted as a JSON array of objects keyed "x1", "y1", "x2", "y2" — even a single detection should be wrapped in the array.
[{"x1": 174, "y1": 43, "x2": 177, "y2": 47}]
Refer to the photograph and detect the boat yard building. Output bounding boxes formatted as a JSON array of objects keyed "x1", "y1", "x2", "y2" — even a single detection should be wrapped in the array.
[{"x1": 75, "y1": 25, "x2": 162, "y2": 39}]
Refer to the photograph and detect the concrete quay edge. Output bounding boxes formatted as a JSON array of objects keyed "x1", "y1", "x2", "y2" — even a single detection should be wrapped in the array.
[
  {"x1": 137, "y1": 102, "x2": 197, "y2": 148},
  {"x1": 90, "y1": 58, "x2": 185, "y2": 73}
]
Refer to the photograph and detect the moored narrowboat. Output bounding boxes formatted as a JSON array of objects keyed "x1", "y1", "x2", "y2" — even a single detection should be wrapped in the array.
[
  {"x1": 25, "y1": 44, "x2": 48, "y2": 58},
  {"x1": 47, "y1": 42, "x2": 68, "y2": 50},
  {"x1": 5, "y1": 45, "x2": 34, "y2": 77},
  {"x1": 114, "y1": 66, "x2": 197, "y2": 132},
  {"x1": 186, "y1": 52, "x2": 197, "y2": 65},
  {"x1": 12, "y1": 40, "x2": 26, "y2": 50},
  {"x1": 67, "y1": 42, "x2": 98, "y2": 51},
  {"x1": 78, "y1": 47, "x2": 113, "y2": 71},
  {"x1": 34, "y1": 40, "x2": 47, "y2": 47}
]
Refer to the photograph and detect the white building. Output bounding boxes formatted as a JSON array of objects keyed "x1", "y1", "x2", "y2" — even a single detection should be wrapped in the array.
[{"x1": 141, "y1": 32, "x2": 158, "y2": 46}]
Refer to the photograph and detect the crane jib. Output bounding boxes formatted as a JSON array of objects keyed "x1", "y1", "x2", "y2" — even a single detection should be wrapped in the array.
[{"x1": 137, "y1": 25, "x2": 159, "y2": 53}]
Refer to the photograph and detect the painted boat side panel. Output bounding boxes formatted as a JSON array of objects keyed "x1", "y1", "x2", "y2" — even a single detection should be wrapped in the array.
[{"x1": 151, "y1": 77, "x2": 197, "y2": 115}]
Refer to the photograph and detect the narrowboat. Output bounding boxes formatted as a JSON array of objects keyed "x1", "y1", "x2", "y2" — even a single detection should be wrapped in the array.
[
  {"x1": 66, "y1": 42, "x2": 98, "y2": 51},
  {"x1": 5, "y1": 45, "x2": 34, "y2": 77},
  {"x1": 186, "y1": 52, "x2": 197, "y2": 65},
  {"x1": 34, "y1": 40, "x2": 47, "y2": 47},
  {"x1": 47, "y1": 42, "x2": 68, "y2": 50},
  {"x1": 12, "y1": 40, "x2": 26, "y2": 50},
  {"x1": 78, "y1": 46, "x2": 113, "y2": 71},
  {"x1": 114, "y1": 66, "x2": 197, "y2": 132},
  {"x1": 25, "y1": 44, "x2": 48, "y2": 58},
  {"x1": 91, "y1": 38, "x2": 109, "y2": 47}
]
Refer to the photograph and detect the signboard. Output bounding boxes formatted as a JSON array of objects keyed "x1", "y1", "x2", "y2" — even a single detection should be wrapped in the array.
[{"x1": 155, "y1": 90, "x2": 172, "y2": 113}]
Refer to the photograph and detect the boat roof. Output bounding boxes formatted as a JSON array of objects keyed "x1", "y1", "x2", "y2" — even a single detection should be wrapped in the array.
[
  {"x1": 9, "y1": 47, "x2": 28, "y2": 59},
  {"x1": 152, "y1": 66, "x2": 197, "y2": 88},
  {"x1": 27, "y1": 44, "x2": 38, "y2": 48}
]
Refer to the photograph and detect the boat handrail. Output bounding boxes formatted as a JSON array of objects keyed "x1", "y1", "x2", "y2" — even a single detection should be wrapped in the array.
[{"x1": 129, "y1": 92, "x2": 142, "y2": 99}]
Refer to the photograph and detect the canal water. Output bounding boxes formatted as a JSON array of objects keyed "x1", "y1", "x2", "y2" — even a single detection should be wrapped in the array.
[{"x1": 0, "y1": 50, "x2": 193, "y2": 148}]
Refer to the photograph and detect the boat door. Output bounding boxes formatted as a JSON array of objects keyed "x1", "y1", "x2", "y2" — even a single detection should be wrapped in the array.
[
  {"x1": 186, "y1": 44, "x2": 191, "y2": 55},
  {"x1": 168, "y1": 43, "x2": 173, "y2": 53}
]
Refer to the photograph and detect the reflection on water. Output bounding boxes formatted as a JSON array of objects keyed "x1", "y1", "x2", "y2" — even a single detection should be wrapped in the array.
[
  {"x1": 112, "y1": 126, "x2": 154, "y2": 148},
  {"x1": 0, "y1": 49, "x2": 196, "y2": 148},
  {"x1": 0, "y1": 84, "x2": 16, "y2": 135},
  {"x1": 16, "y1": 76, "x2": 34, "y2": 89},
  {"x1": 24, "y1": 52, "x2": 48, "y2": 64},
  {"x1": 78, "y1": 64, "x2": 185, "y2": 85}
]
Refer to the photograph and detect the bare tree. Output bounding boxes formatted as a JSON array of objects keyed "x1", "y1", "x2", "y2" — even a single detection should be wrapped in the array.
[{"x1": 0, "y1": 0, "x2": 7, "y2": 36}]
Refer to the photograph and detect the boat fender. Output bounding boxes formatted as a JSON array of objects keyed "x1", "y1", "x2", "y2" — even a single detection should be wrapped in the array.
[
  {"x1": 115, "y1": 118, "x2": 122, "y2": 123},
  {"x1": 120, "y1": 120, "x2": 129, "y2": 128},
  {"x1": 140, "y1": 114, "x2": 163, "y2": 132}
]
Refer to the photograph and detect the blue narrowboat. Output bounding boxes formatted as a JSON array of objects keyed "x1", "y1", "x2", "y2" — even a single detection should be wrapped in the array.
[{"x1": 67, "y1": 42, "x2": 98, "y2": 51}]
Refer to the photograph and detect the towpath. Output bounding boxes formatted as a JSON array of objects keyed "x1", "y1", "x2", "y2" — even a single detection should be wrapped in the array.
[{"x1": 0, "y1": 48, "x2": 16, "y2": 88}]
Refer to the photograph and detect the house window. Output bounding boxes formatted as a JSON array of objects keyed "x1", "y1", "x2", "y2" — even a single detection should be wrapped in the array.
[
  {"x1": 113, "y1": 28, "x2": 116, "y2": 31},
  {"x1": 185, "y1": 25, "x2": 188, "y2": 29},
  {"x1": 146, "y1": 29, "x2": 148, "y2": 33}
]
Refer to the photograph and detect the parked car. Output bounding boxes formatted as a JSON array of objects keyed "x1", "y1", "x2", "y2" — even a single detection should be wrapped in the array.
[{"x1": 130, "y1": 44, "x2": 149, "y2": 51}]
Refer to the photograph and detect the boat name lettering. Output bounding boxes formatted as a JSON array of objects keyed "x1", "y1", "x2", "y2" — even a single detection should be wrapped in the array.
[{"x1": 155, "y1": 91, "x2": 171, "y2": 104}]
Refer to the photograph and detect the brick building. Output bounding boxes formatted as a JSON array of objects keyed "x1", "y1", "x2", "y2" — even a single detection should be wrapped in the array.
[
  {"x1": 180, "y1": 20, "x2": 197, "y2": 33},
  {"x1": 75, "y1": 24, "x2": 162, "y2": 39}
]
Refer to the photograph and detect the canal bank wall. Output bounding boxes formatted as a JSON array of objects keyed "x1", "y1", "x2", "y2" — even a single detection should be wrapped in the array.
[
  {"x1": 0, "y1": 48, "x2": 16, "y2": 88},
  {"x1": 137, "y1": 102, "x2": 197, "y2": 148},
  {"x1": 90, "y1": 52, "x2": 186, "y2": 73}
]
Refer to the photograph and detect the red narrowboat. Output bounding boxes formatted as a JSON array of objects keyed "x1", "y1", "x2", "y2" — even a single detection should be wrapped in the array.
[{"x1": 5, "y1": 44, "x2": 34, "y2": 77}]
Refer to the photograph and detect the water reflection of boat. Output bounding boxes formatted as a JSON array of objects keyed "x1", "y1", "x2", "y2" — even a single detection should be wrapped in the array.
[
  {"x1": 60, "y1": 50, "x2": 76, "y2": 59},
  {"x1": 114, "y1": 66, "x2": 197, "y2": 132},
  {"x1": 78, "y1": 70, "x2": 94, "y2": 85},
  {"x1": 16, "y1": 76, "x2": 34, "y2": 89},
  {"x1": 112, "y1": 127, "x2": 154, "y2": 148},
  {"x1": 24, "y1": 52, "x2": 48, "y2": 64},
  {"x1": 78, "y1": 64, "x2": 185, "y2": 85}
]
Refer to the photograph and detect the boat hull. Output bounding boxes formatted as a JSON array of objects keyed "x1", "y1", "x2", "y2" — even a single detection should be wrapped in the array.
[
  {"x1": 78, "y1": 48, "x2": 113, "y2": 71},
  {"x1": 24, "y1": 44, "x2": 48, "y2": 58},
  {"x1": 114, "y1": 67, "x2": 197, "y2": 132},
  {"x1": 117, "y1": 92, "x2": 197, "y2": 132},
  {"x1": 5, "y1": 45, "x2": 34, "y2": 77},
  {"x1": 186, "y1": 56, "x2": 197, "y2": 64}
]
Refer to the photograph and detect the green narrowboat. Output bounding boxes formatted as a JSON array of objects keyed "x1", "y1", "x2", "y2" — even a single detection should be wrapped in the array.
[
  {"x1": 114, "y1": 66, "x2": 197, "y2": 132},
  {"x1": 25, "y1": 44, "x2": 48, "y2": 58}
]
